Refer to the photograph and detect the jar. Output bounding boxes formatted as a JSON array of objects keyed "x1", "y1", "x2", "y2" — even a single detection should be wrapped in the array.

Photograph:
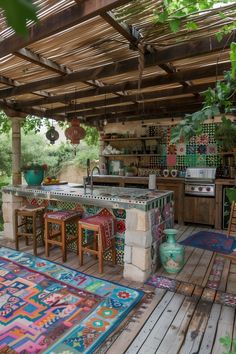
[{"x1": 160, "y1": 229, "x2": 185, "y2": 273}]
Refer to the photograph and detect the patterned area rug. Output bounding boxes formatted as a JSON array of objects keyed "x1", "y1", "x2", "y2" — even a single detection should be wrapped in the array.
[
  {"x1": 0, "y1": 247, "x2": 143, "y2": 353},
  {"x1": 179, "y1": 231, "x2": 235, "y2": 254}
]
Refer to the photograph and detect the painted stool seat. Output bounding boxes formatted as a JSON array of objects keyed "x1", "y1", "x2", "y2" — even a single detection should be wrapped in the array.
[
  {"x1": 44, "y1": 210, "x2": 83, "y2": 262},
  {"x1": 15, "y1": 205, "x2": 45, "y2": 256},
  {"x1": 78, "y1": 212, "x2": 116, "y2": 273}
]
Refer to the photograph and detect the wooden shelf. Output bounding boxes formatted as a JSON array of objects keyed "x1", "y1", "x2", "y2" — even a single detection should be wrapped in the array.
[
  {"x1": 100, "y1": 154, "x2": 161, "y2": 157},
  {"x1": 218, "y1": 151, "x2": 236, "y2": 156},
  {"x1": 101, "y1": 136, "x2": 162, "y2": 142}
]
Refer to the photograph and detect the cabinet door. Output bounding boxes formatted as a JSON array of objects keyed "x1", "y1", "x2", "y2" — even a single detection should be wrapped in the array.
[
  {"x1": 157, "y1": 184, "x2": 179, "y2": 221},
  {"x1": 184, "y1": 196, "x2": 215, "y2": 225}
]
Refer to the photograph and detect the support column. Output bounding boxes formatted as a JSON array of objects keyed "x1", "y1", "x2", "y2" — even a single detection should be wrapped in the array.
[{"x1": 11, "y1": 117, "x2": 24, "y2": 185}]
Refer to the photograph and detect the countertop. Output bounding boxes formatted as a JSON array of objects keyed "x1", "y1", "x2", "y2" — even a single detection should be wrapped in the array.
[
  {"x1": 3, "y1": 184, "x2": 173, "y2": 211},
  {"x1": 93, "y1": 175, "x2": 185, "y2": 182}
]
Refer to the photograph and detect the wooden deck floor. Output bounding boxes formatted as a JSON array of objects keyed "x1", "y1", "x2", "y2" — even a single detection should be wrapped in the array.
[{"x1": 1, "y1": 225, "x2": 236, "y2": 353}]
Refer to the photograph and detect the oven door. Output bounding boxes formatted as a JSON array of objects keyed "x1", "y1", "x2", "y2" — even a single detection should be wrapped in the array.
[{"x1": 184, "y1": 194, "x2": 215, "y2": 225}]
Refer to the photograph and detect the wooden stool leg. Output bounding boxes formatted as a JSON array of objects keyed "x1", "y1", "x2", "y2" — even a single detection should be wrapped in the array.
[
  {"x1": 32, "y1": 213, "x2": 37, "y2": 256},
  {"x1": 98, "y1": 230, "x2": 103, "y2": 274},
  {"x1": 15, "y1": 210, "x2": 19, "y2": 251},
  {"x1": 111, "y1": 238, "x2": 116, "y2": 266},
  {"x1": 61, "y1": 221, "x2": 66, "y2": 262},
  {"x1": 25, "y1": 217, "x2": 29, "y2": 246},
  {"x1": 78, "y1": 224, "x2": 84, "y2": 266},
  {"x1": 45, "y1": 219, "x2": 49, "y2": 257}
]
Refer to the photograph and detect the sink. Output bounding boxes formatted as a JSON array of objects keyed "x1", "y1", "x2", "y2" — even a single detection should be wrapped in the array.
[{"x1": 69, "y1": 185, "x2": 84, "y2": 188}]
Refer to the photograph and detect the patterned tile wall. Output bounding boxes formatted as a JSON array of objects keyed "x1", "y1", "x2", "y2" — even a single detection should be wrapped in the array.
[{"x1": 142, "y1": 123, "x2": 222, "y2": 169}]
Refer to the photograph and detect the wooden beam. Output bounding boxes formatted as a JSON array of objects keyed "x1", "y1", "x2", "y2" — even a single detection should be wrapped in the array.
[
  {"x1": 101, "y1": 11, "x2": 140, "y2": 49},
  {"x1": 16, "y1": 48, "x2": 72, "y2": 75},
  {"x1": 67, "y1": 97, "x2": 203, "y2": 117},
  {"x1": 1, "y1": 32, "x2": 233, "y2": 99},
  {"x1": 0, "y1": 0, "x2": 131, "y2": 59},
  {"x1": 88, "y1": 109, "x2": 199, "y2": 125},
  {"x1": 45, "y1": 82, "x2": 212, "y2": 115},
  {"x1": 14, "y1": 61, "x2": 229, "y2": 109}
]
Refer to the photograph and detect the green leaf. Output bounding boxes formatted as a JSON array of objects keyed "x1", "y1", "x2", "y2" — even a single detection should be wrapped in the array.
[
  {"x1": 0, "y1": 0, "x2": 38, "y2": 37},
  {"x1": 216, "y1": 31, "x2": 223, "y2": 42},
  {"x1": 157, "y1": 10, "x2": 168, "y2": 23},
  {"x1": 169, "y1": 18, "x2": 181, "y2": 33},
  {"x1": 230, "y1": 42, "x2": 236, "y2": 78},
  {"x1": 186, "y1": 21, "x2": 198, "y2": 31}
]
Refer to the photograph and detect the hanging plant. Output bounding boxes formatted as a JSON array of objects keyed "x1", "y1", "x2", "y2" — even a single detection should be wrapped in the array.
[{"x1": 171, "y1": 42, "x2": 236, "y2": 143}]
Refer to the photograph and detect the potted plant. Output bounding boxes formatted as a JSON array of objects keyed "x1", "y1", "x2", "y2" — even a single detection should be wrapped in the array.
[
  {"x1": 22, "y1": 163, "x2": 47, "y2": 186},
  {"x1": 215, "y1": 116, "x2": 236, "y2": 152}
]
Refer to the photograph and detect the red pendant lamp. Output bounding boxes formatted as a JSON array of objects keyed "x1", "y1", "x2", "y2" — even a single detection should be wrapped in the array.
[{"x1": 65, "y1": 118, "x2": 86, "y2": 145}]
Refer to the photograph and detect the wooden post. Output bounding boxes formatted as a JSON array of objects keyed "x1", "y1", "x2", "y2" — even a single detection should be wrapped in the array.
[{"x1": 11, "y1": 117, "x2": 25, "y2": 185}]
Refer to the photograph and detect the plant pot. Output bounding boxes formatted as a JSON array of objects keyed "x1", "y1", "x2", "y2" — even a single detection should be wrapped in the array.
[
  {"x1": 24, "y1": 169, "x2": 44, "y2": 186},
  {"x1": 160, "y1": 228, "x2": 185, "y2": 273}
]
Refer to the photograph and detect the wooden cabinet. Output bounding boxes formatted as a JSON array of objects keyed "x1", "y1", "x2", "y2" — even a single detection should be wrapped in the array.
[
  {"x1": 157, "y1": 182, "x2": 184, "y2": 224},
  {"x1": 184, "y1": 195, "x2": 215, "y2": 225}
]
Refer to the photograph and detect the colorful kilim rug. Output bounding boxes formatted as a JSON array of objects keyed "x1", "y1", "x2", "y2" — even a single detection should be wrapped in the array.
[
  {"x1": 0, "y1": 247, "x2": 143, "y2": 353},
  {"x1": 179, "y1": 231, "x2": 235, "y2": 254}
]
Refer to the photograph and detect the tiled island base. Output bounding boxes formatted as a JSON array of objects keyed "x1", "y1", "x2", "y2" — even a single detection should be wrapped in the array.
[{"x1": 2, "y1": 185, "x2": 173, "y2": 282}]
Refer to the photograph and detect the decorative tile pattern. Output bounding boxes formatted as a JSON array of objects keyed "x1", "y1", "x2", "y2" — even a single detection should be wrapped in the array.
[{"x1": 0, "y1": 248, "x2": 143, "y2": 354}]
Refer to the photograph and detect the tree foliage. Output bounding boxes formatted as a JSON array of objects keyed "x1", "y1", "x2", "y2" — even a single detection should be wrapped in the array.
[
  {"x1": 171, "y1": 42, "x2": 236, "y2": 143},
  {"x1": 0, "y1": 0, "x2": 38, "y2": 36},
  {"x1": 153, "y1": 0, "x2": 235, "y2": 35}
]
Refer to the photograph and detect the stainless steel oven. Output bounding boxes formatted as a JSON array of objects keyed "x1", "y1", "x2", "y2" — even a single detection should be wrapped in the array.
[{"x1": 184, "y1": 168, "x2": 216, "y2": 197}]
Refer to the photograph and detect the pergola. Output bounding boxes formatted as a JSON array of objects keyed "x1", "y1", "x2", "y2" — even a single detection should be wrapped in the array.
[{"x1": 0, "y1": 0, "x2": 236, "y2": 182}]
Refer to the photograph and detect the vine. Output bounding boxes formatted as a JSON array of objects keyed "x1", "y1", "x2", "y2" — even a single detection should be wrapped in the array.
[{"x1": 171, "y1": 42, "x2": 236, "y2": 144}]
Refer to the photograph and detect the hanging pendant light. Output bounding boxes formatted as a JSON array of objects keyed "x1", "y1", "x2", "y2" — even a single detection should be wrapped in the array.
[
  {"x1": 46, "y1": 125, "x2": 59, "y2": 144},
  {"x1": 65, "y1": 118, "x2": 86, "y2": 145}
]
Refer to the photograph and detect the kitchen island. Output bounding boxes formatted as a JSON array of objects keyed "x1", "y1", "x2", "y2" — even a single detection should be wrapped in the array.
[{"x1": 2, "y1": 184, "x2": 174, "y2": 282}]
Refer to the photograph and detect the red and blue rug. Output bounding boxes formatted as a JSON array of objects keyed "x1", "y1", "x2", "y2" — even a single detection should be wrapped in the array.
[
  {"x1": 179, "y1": 231, "x2": 236, "y2": 254},
  {"x1": 0, "y1": 247, "x2": 143, "y2": 353}
]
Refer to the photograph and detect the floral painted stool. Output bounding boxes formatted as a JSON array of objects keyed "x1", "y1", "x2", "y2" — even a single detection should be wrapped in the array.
[
  {"x1": 78, "y1": 210, "x2": 116, "y2": 273},
  {"x1": 15, "y1": 205, "x2": 45, "y2": 256},
  {"x1": 44, "y1": 210, "x2": 83, "y2": 262}
]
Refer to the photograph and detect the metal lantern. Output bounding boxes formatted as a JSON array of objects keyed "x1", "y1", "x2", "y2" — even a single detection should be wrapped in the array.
[
  {"x1": 46, "y1": 126, "x2": 59, "y2": 144},
  {"x1": 65, "y1": 118, "x2": 85, "y2": 144}
]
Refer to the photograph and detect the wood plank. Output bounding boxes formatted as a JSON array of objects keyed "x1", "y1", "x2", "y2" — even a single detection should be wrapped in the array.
[
  {"x1": 175, "y1": 247, "x2": 204, "y2": 283},
  {"x1": 178, "y1": 300, "x2": 212, "y2": 354},
  {"x1": 105, "y1": 289, "x2": 166, "y2": 354},
  {"x1": 201, "y1": 288, "x2": 216, "y2": 302},
  {"x1": 1, "y1": 43, "x2": 232, "y2": 99},
  {"x1": 189, "y1": 250, "x2": 213, "y2": 285},
  {"x1": 156, "y1": 296, "x2": 198, "y2": 354},
  {"x1": 218, "y1": 258, "x2": 231, "y2": 292},
  {"x1": 46, "y1": 83, "x2": 211, "y2": 115},
  {"x1": 16, "y1": 62, "x2": 230, "y2": 108},
  {"x1": 226, "y1": 272, "x2": 236, "y2": 294},
  {"x1": 202, "y1": 252, "x2": 217, "y2": 287},
  {"x1": 0, "y1": 0, "x2": 131, "y2": 59},
  {"x1": 135, "y1": 293, "x2": 185, "y2": 354},
  {"x1": 198, "y1": 303, "x2": 222, "y2": 354},
  {"x1": 211, "y1": 305, "x2": 235, "y2": 354},
  {"x1": 125, "y1": 291, "x2": 175, "y2": 354}
]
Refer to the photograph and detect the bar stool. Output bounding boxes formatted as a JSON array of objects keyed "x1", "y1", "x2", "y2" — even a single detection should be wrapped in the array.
[
  {"x1": 44, "y1": 210, "x2": 82, "y2": 262},
  {"x1": 15, "y1": 205, "x2": 45, "y2": 255},
  {"x1": 78, "y1": 211, "x2": 116, "y2": 273}
]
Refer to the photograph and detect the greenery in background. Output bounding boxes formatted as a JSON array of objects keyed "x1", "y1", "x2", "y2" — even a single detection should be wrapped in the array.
[
  {"x1": 0, "y1": 0, "x2": 38, "y2": 36},
  {"x1": 153, "y1": 0, "x2": 235, "y2": 36},
  {"x1": 0, "y1": 131, "x2": 99, "y2": 181},
  {"x1": 171, "y1": 42, "x2": 236, "y2": 145},
  {"x1": 220, "y1": 335, "x2": 236, "y2": 354}
]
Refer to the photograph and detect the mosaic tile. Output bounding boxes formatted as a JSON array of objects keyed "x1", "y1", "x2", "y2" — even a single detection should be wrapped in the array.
[{"x1": 176, "y1": 143, "x2": 186, "y2": 156}]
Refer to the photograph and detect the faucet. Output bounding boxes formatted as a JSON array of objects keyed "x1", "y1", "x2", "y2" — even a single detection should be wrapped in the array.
[{"x1": 84, "y1": 165, "x2": 100, "y2": 193}]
